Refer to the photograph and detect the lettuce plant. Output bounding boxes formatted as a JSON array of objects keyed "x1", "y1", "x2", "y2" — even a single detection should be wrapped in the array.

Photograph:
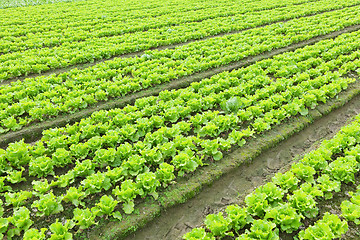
[
  {"x1": 341, "y1": 200, "x2": 360, "y2": 224},
  {"x1": 53, "y1": 171, "x2": 75, "y2": 188},
  {"x1": 326, "y1": 156, "x2": 359, "y2": 184},
  {"x1": 290, "y1": 162, "x2": 316, "y2": 183},
  {"x1": 171, "y1": 149, "x2": 203, "y2": 177},
  {"x1": 183, "y1": 227, "x2": 215, "y2": 240},
  {"x1": 272, "y1": 171, "x2": 299, "y2": 192},
  {"x1": 32, "y1": 179, "x2": 51, "y2": 196},
  {"x1": 6, "y1": 140, "x2": 32, "y2": 168},
  {"x1": 225, "y1": 205, "x2": 250, "y2": 232},
  {"x1": 23, "y1": 228, "x2": 47, "y2": 240},
  {"x1": 6, "y1": 167, "x2": 26, "y2": 184},
  {"x1": 298, "y1": 213, "x2": 348, "y2": 240},
  {"x1": 93, "y1": 195, "x2": 122, "y2": 220},
  {"x1": 265, "y1": 203, "x2": 303, "y2": 233},
  {"x1": 121, "y1": 154, "x2": 148, "y2": 177},
  {"x1": 204, "y1": 212, "x2": 232, "y2": 237},
  {"x1": 29, "y1": 156, "x2": 55, "y2": 177},
  {"x1": 316, "y1": 174, "x2": 341, "y2": 200},
  {"x1": 63, "y1": 187, "x2": 86, "y2": 207},
  {"x1": 241, "y1": 219, "x2": 279, "y2": 240},
  {"x1": 81, "y1": 171, "x2": 112, "y2": 195},
  {"x1": 301, "y1": 151, "x2": 328, "y2": 171},
  {"x1": 0, "y1": 218, "x2": 8, "y2": 239},
  {"x1": 136, "y1": 172, "x2": 160, "y2": 200},
  {"x1": 255, "y1": 182, "x2": 284, "y2": 206},
  {"x1": 73, "y1": 159, "x2": 95, "y2": 177},
  {"x1": 72, "y1": 208, "x2": 97, "y2": 230},
  {"x1": 112, "y1": 179, "x2": 138, "y2": 214},
  {"x1": 7, "y1": 207, "x2": 33, "y2": 238},
  {"x1": 93, "y1": 148, "x2": 116, "y2": 167},
  {"x1": 288, "y1": 190, "x2": 318, "y2": 219},
  {"x1": 49, "y1": 219, "x2": 74, "y2": 240},
  {"x1": 5, "y1": 191, "x2": 32, "y2": 208},
  {"x1": 245, "y1": 191, "x2": 269, "y2": 218},
  {"x1": 0, "y1": 176, "x2": 11, "y2": 193},
  {"x1": 156, "y1": 162, "x2": 175, "y2": 187},
  {"x1": 31, "y1": 192, "x2": 63, "y2": 217},
  {"x1": 52, "y1": 148, "x2": 72, "y2": 167},
  {"x1": 299, "y1": 182, "x2": 323, "y2": 199},
  {"x1": 200, "y1": 139, "x2": 223, "y2": 161}
]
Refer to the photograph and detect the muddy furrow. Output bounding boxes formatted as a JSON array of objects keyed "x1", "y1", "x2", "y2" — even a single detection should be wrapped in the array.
[
  {"x1": 123, "y1": 86, "x2": 360, "y2": 240},
  {"x1": 2, "y1": 2, "x2": 356, "y2": 86},
  {"x1": 1, "y1": 23, "x2": 360, "y2": 148}
]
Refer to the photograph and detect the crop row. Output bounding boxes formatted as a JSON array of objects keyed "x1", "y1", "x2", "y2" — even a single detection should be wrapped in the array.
[
  {"x1": 0, "y1": 0, "x2": 84, "y2": 9},
  {"x1": 182, "y1": 112, "x2": 360, "y2": 240},
  {"x1": 2, "y1": 6, "x2": 360, "y2": 135},
  {"x1": 0, "y1": 0, "x2": 318, "y2": 53},
  {"x1": 0, "y1": 0, "x2": 324, "y2": 53},
  {"x1": 0, "y1": 0, "x2": 280, "y2": 32},
  {"x1": 1, "y1": 0, "x2": 358, "y2": 81},
  {"x1": 0, "y1": 0, "x2": 316, "y2": 38},
  {"x1": 0, "y1": 28, "x2": 359, "y2": 238},
  {"x1": 0, "y1": 72, "x2": 350, "y2": 238}
]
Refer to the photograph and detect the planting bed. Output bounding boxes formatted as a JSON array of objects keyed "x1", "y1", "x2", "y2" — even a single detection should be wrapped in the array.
[{"x1": 1, "y1": 0, "x2": 360, "y2": 239}]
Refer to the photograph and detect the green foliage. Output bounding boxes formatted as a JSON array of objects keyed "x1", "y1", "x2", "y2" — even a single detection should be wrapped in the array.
[
  {"x1": 183, "y1": 227, "x2": 215, "y2": 240},
  {"x1": 316, "y1": 174, "x2": 341, "y2": 200},
  {"x1": 31, "y1": 192, "x2": 63, "y2": 217},
  {"x1": 29, "y1": 156, "x2": 55, "y2": 177},
  {"x1": 63, "y1": 187, "x2": 86, "y2": 207},
  {"x1": 341, "y1": 200, "x2": 360, "y2": 224},
  {"x1": 290, "y1": 162, "x2": 316, "y2": 183},
  {"x1": 5, "y1": 191, "x2": 32, "y2": 208},
  {"x1": 298, "y1": 213, "x2": 348, "y2": 240},
  {"x1": 6, "y1": 167, "x2": 26, "y2": 184},
  {"x1": 72, "y1": 208, "x2": 97, "y2": 230},
  {"x1": 23, "y1": 228, "x2": 47, "y2": 240},
  {"x1": 265, "y1": 203, "x2": 303, "y2": 233},
  {"x1": 81, "y1": 171, "x2": 112, "y2": 195},
  {"x1": 326, "y1": 156, "x2": 359, "y2": 184},
  {"x1": 288, "y1": 190, "x2": 318, "y2": 219},
  {"x1": 242, "y1": 219, "x2": 279, "y2": 240},
  {"x1": 272, "y1": 172, "x2": 299, "y2": 192},
  {"x1": 8, "y1": 207, "x2": 33, "y2": 238},
  {"x1": 49, "y1": 219, "x2": 74, "y2": 240},
  {"x1": 136, "y1": 172, "x2": 160, "y2": 200},
  {"x1": 112, "y1": 180, "x2": 138, "y2": 214},
  {"x1": 225, "y1": 205, "x2": 250, "y2": 232},
  {"x1": 204, "y1": 212, "x2": 233, "y2": 237}
]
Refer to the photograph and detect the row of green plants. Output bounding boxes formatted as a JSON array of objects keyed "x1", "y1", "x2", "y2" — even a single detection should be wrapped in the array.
[
  {"x1": 0, "y1": 0, "x2": 315, "y2": 53},
  {"x1": 0, "y1": 30, "x2": 360, "y2": 238},
  {"x1": 0, "y1": 0, "x2": 238, "y2": 28},
  {"x1": 0, "y1": 0, "x2": 82, "y2": 9},
  {"x1": 2, "y1": 8, "x2": 360, "y2": 134},
  {"x1": 0, "y1": 0, "x2": 357, "y2": 81},
  {"x1": 183, "y1": 114, "x2": 360, "y2": 239}
]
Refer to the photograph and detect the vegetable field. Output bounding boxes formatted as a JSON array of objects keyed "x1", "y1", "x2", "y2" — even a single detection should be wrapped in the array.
[{"x1": 1, "y1": 0, "x2": 360, "y2": 239}]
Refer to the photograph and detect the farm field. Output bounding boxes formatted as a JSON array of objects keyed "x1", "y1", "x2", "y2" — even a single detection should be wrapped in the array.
[{"x1": 1, "y1": 0, "x2": 360, "y2": 239}]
